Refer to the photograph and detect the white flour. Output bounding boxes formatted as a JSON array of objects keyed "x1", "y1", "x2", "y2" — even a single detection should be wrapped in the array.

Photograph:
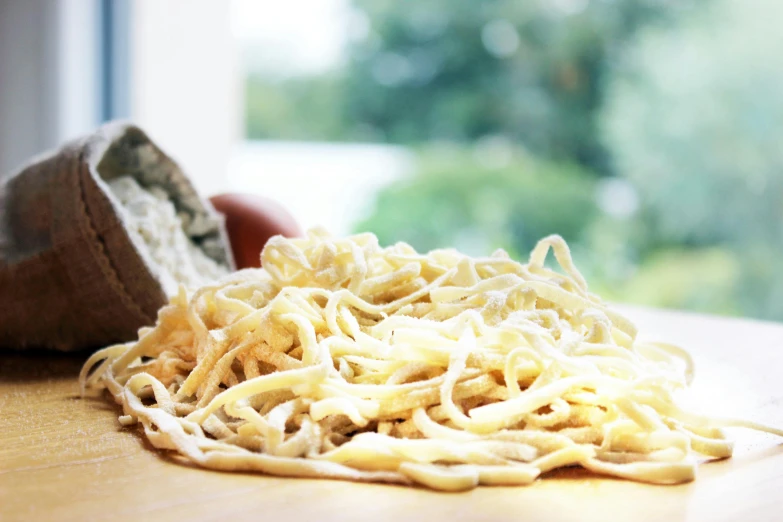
[{"x1": 107, "y1": 176, "x2": 229, "y2": 295}]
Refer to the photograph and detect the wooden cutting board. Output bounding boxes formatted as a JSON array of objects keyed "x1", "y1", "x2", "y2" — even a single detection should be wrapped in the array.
[{"x1": 1, "y1": 306, "x2": 782, "y2": 522}]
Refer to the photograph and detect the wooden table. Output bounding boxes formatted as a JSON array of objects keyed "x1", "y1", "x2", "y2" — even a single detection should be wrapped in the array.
[{"x1": 2, "y1": 306, "x2": 782, "y2": 522}]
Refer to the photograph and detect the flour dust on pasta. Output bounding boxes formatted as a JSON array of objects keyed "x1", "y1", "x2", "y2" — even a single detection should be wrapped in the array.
[{"x1": 80, "y1": 230, "x2": 783, "y2": 491}]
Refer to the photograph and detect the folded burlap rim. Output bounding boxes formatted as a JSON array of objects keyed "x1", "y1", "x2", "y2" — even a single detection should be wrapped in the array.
[{"x1": 0, "y1": 121, "x2": 234, "y2": 352}]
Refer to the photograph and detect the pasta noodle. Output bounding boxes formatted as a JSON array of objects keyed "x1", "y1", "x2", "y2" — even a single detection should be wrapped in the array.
[{"x1": 80, "y1": 229, "x2": 783, "y2": 491}]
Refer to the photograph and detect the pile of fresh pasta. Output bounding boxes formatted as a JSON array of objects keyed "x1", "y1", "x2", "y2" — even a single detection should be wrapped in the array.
[{"x1": 80, "y1": 230, "x2": 782, "y2": 491}]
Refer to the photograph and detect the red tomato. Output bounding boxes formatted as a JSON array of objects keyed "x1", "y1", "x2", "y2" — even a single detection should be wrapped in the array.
[{"x1": 209, "y1": 193, "x2": 302, "y2": 269}]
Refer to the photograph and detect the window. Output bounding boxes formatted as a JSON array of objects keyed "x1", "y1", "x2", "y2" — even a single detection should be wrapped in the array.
[
  {"x1": 229, "y1": 0, "x2": 783, "y2": 321},
  {"x1": 4, "y1": 0, "x2": 781, "y2": 321}
]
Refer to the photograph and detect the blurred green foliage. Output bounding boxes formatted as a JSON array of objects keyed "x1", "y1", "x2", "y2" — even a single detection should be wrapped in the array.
[
  {"x1": 246, "y1": 77, "x2": 344, "y2": 140},
  {"x1": 246, "y1": 0, "x2": 691, "y2": 175},
  {"x1": 602, "y1": 0, "x2": 783, "y2": 319},
  {"x1": 355, "y1": 146, "x2": 598, "y2": 256},
  {"x1": 244, "y1": 0, "x2": 783, "y2": 321},
  {"x1": 341, "y1": 0, "x2": 692, "y2": 175},
  {"x1": 595, "y1": 248, "x2": 741, "y2": 315}
]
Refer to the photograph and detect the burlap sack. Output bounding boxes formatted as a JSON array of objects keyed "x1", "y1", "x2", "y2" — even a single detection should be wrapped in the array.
[{"x1": 0, "y1": 122, "x2": 234, "y2": 352}]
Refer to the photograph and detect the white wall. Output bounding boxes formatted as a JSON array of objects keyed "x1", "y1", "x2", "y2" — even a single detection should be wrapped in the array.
[
  {"x1": 56, "y1": 0, "x2": 101, "y2": 144},
  {"x1": 129, "y1": 0, "x2": 242, "y2": 196},
  {"x1": 0, "y1": 0, "x2": 75, "y2": 174},
  {"x1": 0, "y1": 0, "x2": 241, "y2": 191}
]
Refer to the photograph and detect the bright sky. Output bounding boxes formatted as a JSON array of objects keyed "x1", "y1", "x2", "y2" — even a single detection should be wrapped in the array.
[{"x1": 231, "y1": 0, "x2": 359, "y2": 77}]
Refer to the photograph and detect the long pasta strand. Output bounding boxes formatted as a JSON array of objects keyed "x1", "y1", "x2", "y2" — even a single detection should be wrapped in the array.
[{"x1": 80, "y1": 229, "x2": 783, "y2": 491}]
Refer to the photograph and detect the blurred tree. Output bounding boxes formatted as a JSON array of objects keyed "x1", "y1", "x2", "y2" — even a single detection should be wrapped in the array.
[
  {"x1": 595, "y1": 247, "x2": 741, "y2": 316},
  {"x1": 339, "y1": 0, "x2": 696, "y2": 174},
  {"x1": 244, "y1": 0, "x2": 782, "y2": 320},
  {"x1": 602, "y1": 0, "x2": 783, "y2": 319},
  {"x1": 246, "y1": 0, "x2": 695, "y2": 175},
  {"x1": 355, "y1": 144, "x2": 599, "y2": 259},
  {"x1": 357, "y1": 148, "x2": 744, "y2": 318}
]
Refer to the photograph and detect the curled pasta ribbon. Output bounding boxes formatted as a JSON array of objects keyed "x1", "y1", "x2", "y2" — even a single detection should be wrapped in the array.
[{"x1": 81, "y1": 229, "x2": 783, "y2": 491}]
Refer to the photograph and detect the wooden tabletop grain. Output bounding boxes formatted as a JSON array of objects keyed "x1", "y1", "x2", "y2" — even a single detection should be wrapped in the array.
[{"x1": 1, "y1": 306, "x2": 782, "y2": 522}]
